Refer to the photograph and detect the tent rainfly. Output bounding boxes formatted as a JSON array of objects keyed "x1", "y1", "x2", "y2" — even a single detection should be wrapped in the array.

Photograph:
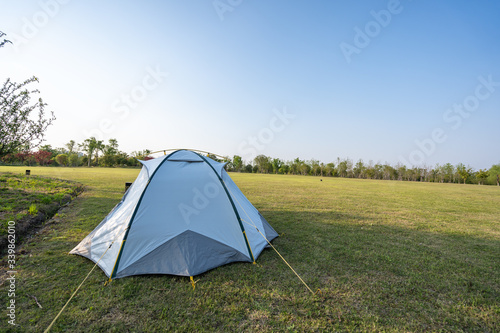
[{"x1": 70, "y1": 149, "x2": 278, "y2": 280}]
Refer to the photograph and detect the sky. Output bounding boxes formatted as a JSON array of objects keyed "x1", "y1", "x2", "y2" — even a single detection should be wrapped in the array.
[{"x1": 1, "y1": 0, "x2": 499, "y2": 169}]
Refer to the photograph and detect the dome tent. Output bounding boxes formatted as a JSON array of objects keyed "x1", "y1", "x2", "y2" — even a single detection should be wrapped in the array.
[{"x1": 70, "y1": 149, "x2": 278, "y2": 279}]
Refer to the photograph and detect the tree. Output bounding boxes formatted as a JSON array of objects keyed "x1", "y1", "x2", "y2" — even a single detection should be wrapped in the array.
[
  {"x1": 476, "y1": 169, "x2": 489, "y2": 185},
  {"x1": 232, "y1": 155, "x2": 243, "y2": 172},
  {"x1": 487, "y1": 164, "x2": 500, "y2": 186},
  {"x1": 38, "y1": 144, "x2": 57, "y2": 155},
  {"x1": 324, "y1": 162, "x2": 336, "y2": 177},
  {"x1": 33, "y1": 150, "x2": 52, "y2": 165},
  {"x1": 65, "y1": 140, "x2": 76, "y2": 154},
  {"x1": 310, "y1": 159, "x2": 321, "y2": 176},
  {"x1": 396, "y1": 163, "x2": 407, "y2": 181},
  {"x1": 384, "y1": 164, "x2": 393, "y2": 180},
  {"x1": 0, "y1": 31, "x2": 11, "y2": 48},
  {"x1": 434, "y1": 163, "x2": 443, "y2": 183},
  {"x1": 442, "y1": 163, "x2": 455, "y2": 183},
  {"x1": 337, "y1": 158, "x2": 351, "y2": 178},
  {"x1": 373, "y1": 163, "x2": 383, "y2": 179},
  {"x1": 299, "y1": 162, "x2": 311, "y2": 176},
  {"x1": 55, "y1": 153, "x2": 69, "y2": 166},
  {"x1": 271, "y1": 158, "x2": 284, "y2": 174},
  {"x1": 113, "y1": 151, "x2": 129, "y2": 166},
  {"x1": 14, "y1": 151, "x2": 34, "y2": 165},
  {"x1": 0, "y1": 77, "x2": 56, "y2": 158},
  {"x1": 278, "y1": 164, "x2": 290, "y2": 174},
  {"x1": 253, "y1": 155, "x2": 272, "y2": 173},
  {"x1": 456, "y1": 163, "x2": 473, "y2": 184},
  {"x1": 101, "y1": 138, "x2": 119, "y2": 166},
  {"x1": 353, "y1": 159, "x2": 365, "y2": 178},
  {"x1": 132, "y1": 149, "x2": 152, "y2": 161},
  {"x1": 106, "y1": 139, "x2": 118, "y2": 154},
  {"x1": 221, "y1": 155, "x2": 232, "y2": 168},
  {"x1": 93, "y1": 139, "x2": 105, "y2": 165},
  {"x1": 79, "y1": 137, "x2": 98, "y2": 167},
  {"x1": 68, "y1": 153, "x2": 80, "y2": 167},
  {"x1": 289, "y1": 158, "x2": 303, "y2": 175},
  {"x1": 206, "y1": 153, "x2": 222, "y2": 162}
]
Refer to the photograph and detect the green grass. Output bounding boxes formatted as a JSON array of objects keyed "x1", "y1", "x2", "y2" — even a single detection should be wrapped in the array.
[
  {"x1": 0, "y1": 172, "x2": 82, "y2": 238},
  {"x1": 1, "y1": 166, "x2": 499, "y2": 332}
]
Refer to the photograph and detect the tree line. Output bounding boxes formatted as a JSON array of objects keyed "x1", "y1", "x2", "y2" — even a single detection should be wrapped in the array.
[
  {"x1": 223, "y1": 154, "x2": 500, "y2": 186},
  {"x1": 2, "y1": 142, "x2": 499, "y2": 186},
  {"x1": 0, "y1": 137, "x2": 152, "y2": 168}
]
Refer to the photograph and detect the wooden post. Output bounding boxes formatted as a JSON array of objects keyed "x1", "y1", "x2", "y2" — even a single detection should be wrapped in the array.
[{"x1": 125, "y1": 182, "x2": 133, "y2": 192}]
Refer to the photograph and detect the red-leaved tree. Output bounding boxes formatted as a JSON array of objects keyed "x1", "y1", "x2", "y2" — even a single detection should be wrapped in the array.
[{"x1": 34, "y1": 150, "x2": 53, "y2": 165}]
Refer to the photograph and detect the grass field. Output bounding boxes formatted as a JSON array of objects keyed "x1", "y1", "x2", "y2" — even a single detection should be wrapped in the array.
[
  {"x1": 0, "y1": 173, "x2": 82, "y2": 241},
  {"x1": 1, "y1": 166, "x2": 499, "y2": 332}
]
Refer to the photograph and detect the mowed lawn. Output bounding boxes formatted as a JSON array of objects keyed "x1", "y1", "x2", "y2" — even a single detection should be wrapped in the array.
[{"x1": 1, "y1": 166, "x2": 499, "y2": 332}]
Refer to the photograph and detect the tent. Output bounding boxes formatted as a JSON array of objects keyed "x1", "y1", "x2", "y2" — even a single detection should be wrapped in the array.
[{"x1": 70, "y1": 149, "x2": 278, "y2": 279}]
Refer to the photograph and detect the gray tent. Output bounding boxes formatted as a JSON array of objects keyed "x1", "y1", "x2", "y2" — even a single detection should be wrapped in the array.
[{"x1": 70, "y1": 150, "x2": 278, "y2": 279}]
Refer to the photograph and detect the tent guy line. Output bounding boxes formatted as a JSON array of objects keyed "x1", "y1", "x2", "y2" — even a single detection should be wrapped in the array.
[
  {"x1": 224, "y1": 179, "x2": 315, "y2": 295},
  {"x1": 44, "y1": 240, "x2": 117, "y2": 333}
]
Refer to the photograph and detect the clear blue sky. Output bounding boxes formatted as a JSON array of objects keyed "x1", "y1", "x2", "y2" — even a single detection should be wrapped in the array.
[{"x1": 1, "y1": 0, "x2": 499, "y2": 169}]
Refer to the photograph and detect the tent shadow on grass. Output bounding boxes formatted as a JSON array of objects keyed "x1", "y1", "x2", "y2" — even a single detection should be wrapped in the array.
[{"x1": 252, "y1": 209, "x2": 499, "y2": 331}]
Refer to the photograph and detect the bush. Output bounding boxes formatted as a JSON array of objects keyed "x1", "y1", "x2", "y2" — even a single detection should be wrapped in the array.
[
  {"x1": 68, "y1": 153, "x2": 80, "y2": 166},
  {"x1": 55, "y1": 154, "x2": 68, "y2": 166},
  {"x1": 126, "y1": 157, "x2": 139, "y2": 167}
]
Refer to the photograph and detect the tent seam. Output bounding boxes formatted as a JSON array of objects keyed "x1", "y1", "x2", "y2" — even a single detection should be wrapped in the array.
[{"x1": 196, "y1": 153, "x2": 255, "y2": 262}]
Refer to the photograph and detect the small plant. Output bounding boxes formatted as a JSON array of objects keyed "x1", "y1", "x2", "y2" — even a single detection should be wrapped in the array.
[
  {"x1": 53, "y1": 193, "x2": 64, "y2": 203},
  {"x1": 2, "y1": 204, "x2": 14, "y2": 212},
  {"x1": 28, "y1": 203, "x2": 38, "y2": 215},
  {"x1": 41, "y1": 196, "x2": 52, "y2": 204}
]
